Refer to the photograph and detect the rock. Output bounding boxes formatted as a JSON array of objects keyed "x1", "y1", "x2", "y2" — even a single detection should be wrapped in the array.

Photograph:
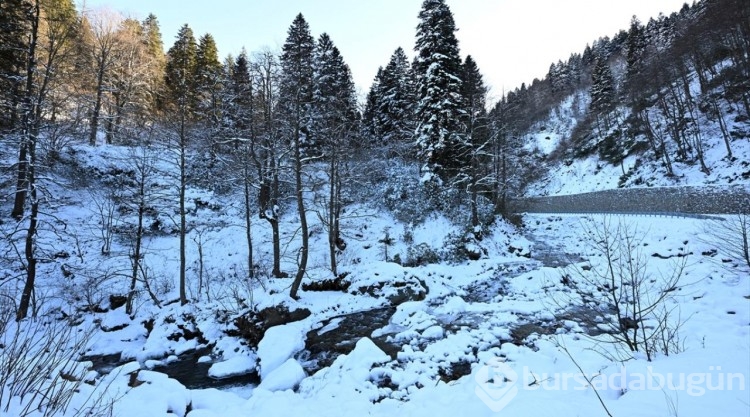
[
  {"x1": 258, "y1": 358, "x2": 306, "y2": 391},
  {"x1": 257, "y1": 323, "x2": 306, "y2": 379},
  {"x1": 229, "y1": 305, "x2": 311, "y2": 346}
]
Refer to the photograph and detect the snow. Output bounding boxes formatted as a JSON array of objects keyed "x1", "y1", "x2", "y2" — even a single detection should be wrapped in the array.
[
  {"x1": 257, "y1": 358, "x2": 306, "y2": 391},
  {"x1": 257, "y1": 322, "x2": 307, "y2": 379},
  {"x1": 208, "y1": 354, "x2": 258, "y2": 379}
]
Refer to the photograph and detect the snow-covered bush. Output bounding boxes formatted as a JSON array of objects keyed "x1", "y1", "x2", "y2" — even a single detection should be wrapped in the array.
[
  {"x1": 403, "y1": 243, "x2": 440, "y2": 267},
  {"x1": 441, "y1": 230, "x2": 487, "y2": 263}
]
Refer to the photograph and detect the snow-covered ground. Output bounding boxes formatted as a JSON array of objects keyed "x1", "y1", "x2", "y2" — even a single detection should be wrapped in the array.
[
  {"x1": 67, "y1": 214, "x2": 750, "y2": 417},
  {"x1": 1, "y1": 139, "x2": 748, "y2": 417}
]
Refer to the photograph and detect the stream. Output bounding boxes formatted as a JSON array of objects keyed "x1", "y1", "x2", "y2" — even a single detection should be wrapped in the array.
[
  {"x1": 83, "y1": 347, "x2": 259, "y2": 390},
  {"x1": 84, "y1": 221, "x2": 596, "y2": 390}
]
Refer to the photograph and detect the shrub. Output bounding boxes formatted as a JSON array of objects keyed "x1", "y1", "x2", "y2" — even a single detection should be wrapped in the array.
[{"x1": 404, "y1": 243, "x2": 440, "y2": 267}]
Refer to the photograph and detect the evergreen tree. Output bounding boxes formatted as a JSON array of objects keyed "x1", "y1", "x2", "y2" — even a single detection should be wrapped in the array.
[
  {"x1": 362, "y1": 66, "x2": 384, "y2": 141},
  {"x1": 312, "y1": 33, "x2": 359, "y2": 276},
  {"x1": 142, "y1": 14, "x2": 163, "y2": 59},
  {"x1": 377, "y1": 47, "x2": 415, "y2": 151},
  {"x1": 228, "y1": 49, "x2": 253, "y2": 136},
  {"x1": 165, "y1": 24, "x2": 197, "y2": 114},
  {"x1": 0, "y1": 0, "x2": 30, "y2": 131},
  {"x1": 414, "y1": 0, "x2": 467, "y2": 183},
  {"x1": 165, "y1": 23, "x2": 198, "y2": 306},
  {"x1": 195, "y1": 33, "x2": 223, "y2": 127},
  {"x1": 624, "y1": 16, "x2": 647, "y2": 104},
  {"x1": 278, "y1": 13, "x2": 315, "y2": 299},
  {"x1": 141, "y1": 14, "x2": 165, "y2": 115},
  {"x1": 461, "y1": 55, "x2": 490, "y2": 228},
  {"x1": 590, "y1": 55, "x2": 616, "y2": 119}
]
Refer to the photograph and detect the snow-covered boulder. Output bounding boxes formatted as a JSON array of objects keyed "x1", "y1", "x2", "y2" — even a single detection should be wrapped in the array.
[
  {"x1": 258, "y1": 358, "x2": 306, "y2": 391},
  {"x1": 257, "y1": 322, "x2": 306, "y2": 379}
]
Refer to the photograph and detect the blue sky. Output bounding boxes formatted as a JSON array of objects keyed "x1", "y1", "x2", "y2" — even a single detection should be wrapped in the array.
[{"x1": 78, "y1": 0, "x2": 689, "y2": 101}]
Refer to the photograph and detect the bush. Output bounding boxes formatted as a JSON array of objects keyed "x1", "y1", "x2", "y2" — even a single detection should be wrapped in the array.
[
  {"x1": 0, "y1": 311, "x2": 110, "y2": 416},
  {"x1": 404, "y1": 243, "x2": 440, "y2": 267},
  {"x1": 701, "y1": 214, "x2": 750, "y2": 270},
  {"x1": 442, "y1": 231, "x2": 487, "y2": 263}
]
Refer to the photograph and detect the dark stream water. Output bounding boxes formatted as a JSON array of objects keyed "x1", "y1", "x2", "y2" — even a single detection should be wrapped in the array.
[
  {"x1": 83, "y1": 348, "x2": 259, "y2": 390},
  {"x1": 300, "y1": 306, "x2": 401, "y2": 373}
]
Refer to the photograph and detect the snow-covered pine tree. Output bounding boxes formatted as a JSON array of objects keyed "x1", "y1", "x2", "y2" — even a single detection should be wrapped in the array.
[
  {"x1": 377, "y1": 47, "x2": 416, "y2": 154},
  {"x1": 278, "y1": 13, "x2": 315, "y2": 299},
  {"x1": 461, "y1": 55, "x2": 490, "y2": 228},
  {"x1": 624, "y1": 16, "x2": 647, "y2": 107},
  {"x1": 414, "y1": 0, "x2": 468, "y2": 184},
  {"x1": 362, "y1": 66, "x2": 384, "y2": 142},
  {"x1": 0, "y1": 0, "x2": 28, "y2": 131},
  {"x1": 165, "y1": 23, "x2": 198, "y2": 306},
  {"x1": 227, "y1": 49, "x2": 253, "y2": 137},
  {"x1": 165, "y1": 24, "x2": 198, "y2": 113},
  {"x1": 195, "y1": 33, "x2": 223, "y2": 129},
  {"x1": 590, "y1": 54, "x2": 616, "y2": 123},
  {"x1": 140, "y1": 14, "x2": 166, "y2": 116},
  {"x1": 312, "y1": 32, "x2": 359, "y2": 276}
]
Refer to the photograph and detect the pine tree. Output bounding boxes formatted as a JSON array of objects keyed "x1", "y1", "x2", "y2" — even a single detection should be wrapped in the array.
[
  {"x1": 165, "y1": 24, "x2": 198, "y2": 114},
  {"x1": 278, "y1": 13, "x2": 315, "y2": 299},
  {"x1": 378, "y1": 47, "x2": 415, "y2": 151},
  {"x1": 228, "y1": 49, "x2": 253, "y2": 136},
  {"x1": 461, "y1": 55, "x2": 490, "y2": 228},
  {"x1": 362, "y1": 66, "x2": 384, "y2": 141},
  {"x1": 195, "y1": 33, "x2": 223, "y2": 127},
  {"x1": 142, "y1": 14, "x2": 163, "y2": 59},
  {"x1": 624, "y1": 16, "x2": 648, "y2": 109},
  {"x1": 0, "y1": 0, "x2": 30, "y2": 131},
  {"x1": 165, "y1": 23, "x2": 198, "y2": 306},
  {"x1": 590, "y1": 55, "x2": 616, "y2": 119},
  {"x1": 141, "y1": 14, "x2": 165, "y2": 115},
  {"x1": 414, "y1": 0, "x2": 467, "y2": 183},
  {"x1": 312, "y1": 33, "x2": 359, "y2": 276}
]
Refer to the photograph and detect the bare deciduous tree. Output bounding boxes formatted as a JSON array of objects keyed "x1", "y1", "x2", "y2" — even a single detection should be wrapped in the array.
[{"x1": 554, "y1": 217, "x2": 687, "y2": 361}]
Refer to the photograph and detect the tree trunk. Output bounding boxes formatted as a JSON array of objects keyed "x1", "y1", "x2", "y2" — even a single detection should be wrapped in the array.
[
  {"x1": 243, "y1": 158, "x2": 254, "y2": 280},
  {"x1": 16, "y1": 139, "x2": 38, "y2": 321},
  {"x1": 290, "y1": 123, "x2": 308, "y2": 300},
  {"x1": 11, "y1": 2, "x2": 40, "y2": 220},
  {"x1": 179, "y1": 111, "x2": 188, "y2": 305},
  {"x1": 126, "y1": 185, "x2": 145, "y2": 315},
  {"x1": 89, "y1": 67, "x2": 106, "y2": 146},
  {"x1": 11, "y1": 143, "x2": 28, "y2": 220},
  {"x1": 328, "y1": 153, "x2": 337, "y2": 276},
  {"x1": 712, "y1": 99, "x2": 733, "y2": 159},
  {"x1": 15, "y1": 2, "x2": 41, "y2": 321}
]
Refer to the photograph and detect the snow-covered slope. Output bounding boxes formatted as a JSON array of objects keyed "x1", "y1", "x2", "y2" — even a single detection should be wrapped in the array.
[{"x1": 524, "y1": 79, "x2": 750, "y2": 196}]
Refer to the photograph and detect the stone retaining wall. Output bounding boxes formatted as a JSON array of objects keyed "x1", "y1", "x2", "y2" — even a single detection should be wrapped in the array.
[{"x1": 515, "y1": 186, "x2": 750, "y2": 215}]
